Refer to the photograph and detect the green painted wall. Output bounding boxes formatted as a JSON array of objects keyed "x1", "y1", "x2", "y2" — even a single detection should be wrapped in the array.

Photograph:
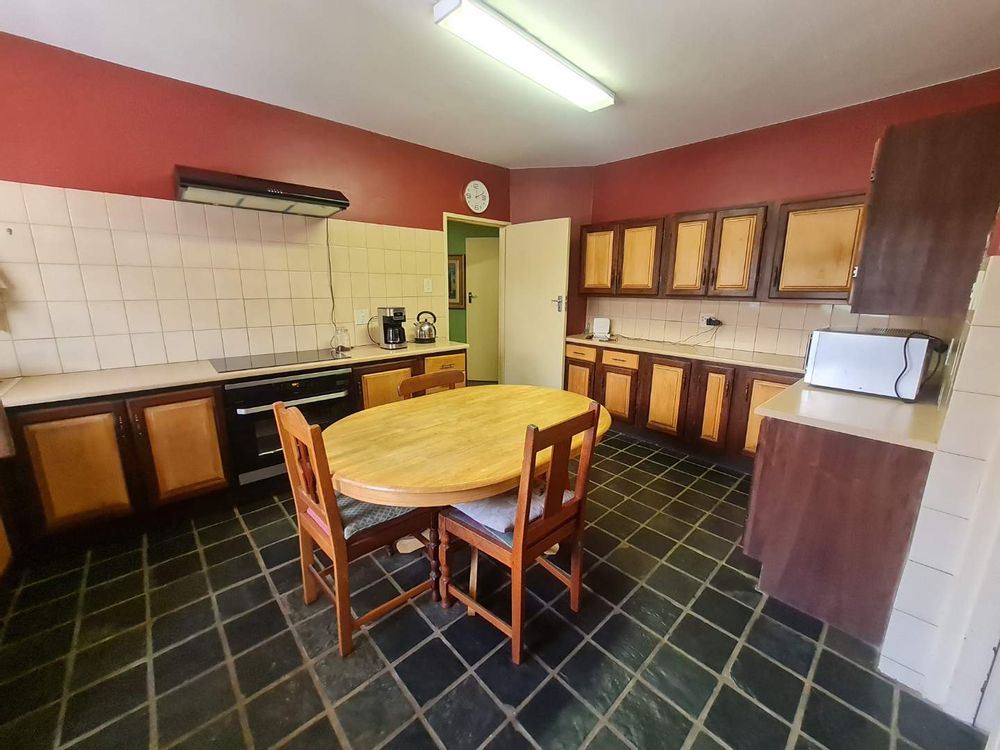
[{"x1": 446, "y1": 220, "x2": 500, "y2": 343}]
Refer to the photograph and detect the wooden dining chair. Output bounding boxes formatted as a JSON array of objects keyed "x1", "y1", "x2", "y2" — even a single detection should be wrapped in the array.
[
  {"x1": 397, "y1": 370, "x2": 465, "y2": 399},
  {"x1": 273, "y1": 402, "x2": 438, "y2": 656},
  {"x1": 438, "y1": 401, "x2": 600, "y2": 663}
]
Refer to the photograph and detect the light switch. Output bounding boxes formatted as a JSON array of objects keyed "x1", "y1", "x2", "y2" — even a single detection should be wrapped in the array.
[
  {"x1": 354, "y1": 308, "x2": 369, "y2": 325},
  {"x1": 423, "y1": 278, "x2": 433, "y2": 293}
]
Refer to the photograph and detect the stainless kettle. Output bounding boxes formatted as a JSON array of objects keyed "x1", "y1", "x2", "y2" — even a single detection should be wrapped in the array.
[{"x1": 414, "y1": 310, "x2": 437, "y2": 343}]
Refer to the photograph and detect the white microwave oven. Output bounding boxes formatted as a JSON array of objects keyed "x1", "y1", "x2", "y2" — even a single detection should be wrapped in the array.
[{"x1": 804, "y1": 328, "x2": 932, "y2": 400}]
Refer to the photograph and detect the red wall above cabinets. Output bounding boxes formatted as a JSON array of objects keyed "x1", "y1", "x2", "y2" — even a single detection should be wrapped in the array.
[
  {"x1": 0, "y1": 33, "x2": 509, "y2": 230},
  {"x1": 590, "y1": 69, "x2": 1000, "y2": 223}
]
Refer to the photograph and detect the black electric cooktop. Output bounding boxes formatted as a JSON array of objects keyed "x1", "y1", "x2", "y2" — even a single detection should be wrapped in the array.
[{"x1": 210, "y1": 349, "x2": 351, "y2": 373}]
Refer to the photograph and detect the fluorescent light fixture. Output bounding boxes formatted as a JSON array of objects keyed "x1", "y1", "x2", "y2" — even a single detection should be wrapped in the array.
[{"x1": 433, "y1": 0, "x2": 615, "y2": 112}]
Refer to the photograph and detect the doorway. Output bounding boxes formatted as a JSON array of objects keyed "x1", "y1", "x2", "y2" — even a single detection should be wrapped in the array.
[{"x1": 446, "y1": 218, "x2": 501, "y2": 382}]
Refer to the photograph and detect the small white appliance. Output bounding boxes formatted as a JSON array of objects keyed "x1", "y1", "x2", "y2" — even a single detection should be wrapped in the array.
[
  {"x1": 592, "y1": 318, "x2": 612, "y2": 341},
  {"x1": 804, "y1": 328, "x2": 933, "y2": 400}
]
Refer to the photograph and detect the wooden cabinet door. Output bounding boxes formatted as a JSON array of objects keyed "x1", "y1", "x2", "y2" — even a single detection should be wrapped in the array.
[
  {"x1": 355, "y1": 360, "x2": 420, "y2": 409},
  {"x1": 770, "y1": 196, "x2": 865, "y2": 300},
  {"x1": 665, "y1": 212, "x2": 713, "y2": 296},
  {"x1": 617, "y1": 219, "x2": 663, "y2": 295},
  {"x1": 708, "y1": 206, "x2": 766, "y2": 298},
  {"x1": 424, "y1": 353, "x2": 467, "y2": 391},
  {"x1": 728, "y1": 369, "x2": 801, "y2": 458},
  {"x1": 852, "y1": 103, "x2": 1000, "y2": 317},
  {"x1": 686, "y1": 363, "x2": 734, "y2": 451},
  {"x1": 17, "y1": 401, "x2": 133, "y2": 531},
  {"x1": 564, "y1": 360, "x2": 595, "y2": 399},
  {"x1": 641, "y1": 356, "x2": 691, "y2": 436},
  {"x1": 598, "y1": 364, "x2": 638, "y2": 423},
  {"x1": 580, "y1": 224, "x2": 617, "y2": 294},
  {"x1": 127, "y1": 388, "x2": 229, "y2": 505}
]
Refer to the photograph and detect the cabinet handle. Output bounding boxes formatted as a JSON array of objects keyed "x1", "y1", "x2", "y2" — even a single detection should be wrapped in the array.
[
  {"x1": 773, "y1": 262, "x2": 782, "y2": 288},
  {"x1": 116, "y1": 414, "x2": 127, "y2": 440},
  {"x1": 700, "y1": 268, "x2": 707, "y2": 287},
  {"x1": 709, "y1": 267, "x2": 717, "y2": 288},
  {"x1": 744, "y1": 382, "x2": 751, "y2": 401},
  {"x1": 132, "y1": 413, "x2": 144, "y2": 439}
]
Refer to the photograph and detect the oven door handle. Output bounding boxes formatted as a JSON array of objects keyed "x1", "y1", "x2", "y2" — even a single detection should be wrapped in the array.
[{"x1": 235, "y1": 390, "x2": 350, "y2": 415}]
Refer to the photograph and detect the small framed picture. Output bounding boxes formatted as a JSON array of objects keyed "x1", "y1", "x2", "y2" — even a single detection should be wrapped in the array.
[{"x1": 448, "y1": 255, "x2": 466, "y2": 309}]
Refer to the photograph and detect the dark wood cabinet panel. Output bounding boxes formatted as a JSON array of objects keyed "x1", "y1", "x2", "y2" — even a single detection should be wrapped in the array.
[
  {"x1": 727, "y1": 369, "x2": 801, "y2": 459},
  {"x1": 852, "y1": 103, "x2": 1000, "y2": 317},
  {"x1": 743, "y1": 418, "x2": 931, "y2": 644}
]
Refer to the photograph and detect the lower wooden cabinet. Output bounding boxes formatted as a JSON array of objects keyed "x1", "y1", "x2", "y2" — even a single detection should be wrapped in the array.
[
  {"x1": 597, "y1": 364, "x2": 638, "y2": 423},
  {"x1": 16, "y1": 401, "x2": 134, "y2": 531},
  {"x1": 686, "y1": 363, "x2": 735, "y2": 452},
  {"x1": 127, "y1": 388, "x2": 229, "y2": 505},
  {"x1": 354, "y1": 359, "x2": 421, "y2": 409},
  {"x1": 728, "y1": 369, "x2": 801, "y2": 457},
  {"x1": 423, "y1": 353, "x2": 467, "y2": 392},
  {"x1": 640, "y1": 356, "x2": 690, "y2": 436}
]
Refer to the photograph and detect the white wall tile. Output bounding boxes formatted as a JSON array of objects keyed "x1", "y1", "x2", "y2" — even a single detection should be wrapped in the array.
[
  {"x1": 180, "y1": 235, "x2": 211, "y2": 268},
  {"x1": 125, "y1": 300, "x2": 162, "y2": 333},
  {"x1": 0, "y1": 341, "x2": 19, "y2": 377},
  {"x1": 205, "y1": 206, "x2": 235, "y2": 239},
  {"x1": 189, "y1": 299, "x2": 221, "y2": 330},
  {"x1": 803, "y1": 303, "x2": 833, "y2": 331},
  {"x1": 73, "y1": 228, "x2": 116, "y2": 265},
  {"x1": 894, "y1": 561, "x2": 953, "y2": 626},
  {"x1": 831, "y1": 304, "x2": 859, "y2": 330},
  {"x1": 158, "y1": 300, "x2": 192, "y2": 332},
  {"x1": 55, "y1": 337, "x2": 100, "y2": 372},
  {"x1": 909, "y1": 507, "x2": 970, "y2": 575},
  {"x1": 175, "y1": 203, "x2": 207, "y2": 236},
  {"x1": 106, "y1": 194, "x2": 145, "y2": 232},
  {"x1": 882, "y1": 609, "x2": 937, "y2": 675},
  {"x1": 221, "y1": 328, "x2": 250, "y2": 357},
  {"x1": 47, "y1": 301, "x2": 92, "y2": 337},
  {"x1": 214, "y1": 269, "x2": 242, "y2": 299},
  {"x1": 81, "y1": 265, "x2": 122, "y2": 301},
  {"x1": 141, "y1": 198, "x2": 177, "y2": 234},
  {"x1": 879, "y1": 654, "x2": 925, "y2": 693},
  {"x1": 248, "y1": 327, "x2": 274, "y2": 355},
  {"x1": 147, "y1": 234, "x2": 181, "y2": 267},
  {"x1": 755, "y1": 327, "x2": 778, "y2": 354},
  {"x1": 112, "y1": 231, "x2": 150, "y2": 267},
  {"x1": 32, "y1": 225, "x2": 78, "y2": 264},
  {"x1": 118, "y1": 266, "x2": 155, "y2": 301},
  {"x1": 184, "y1": 268, "x2": 216, "y2": 299},
  {"x1": 952, "y1": 326, "x2": 1000, "y2": 396},
  {"x1": 14, "y1": 338, "x2": 61, "y2": 375},
  {"x1": 39, "y1": 264, "x2": 85, "y2": 301},
  {"x1": 163, "y1": 330, "x2": 196, "y2": 363},
  {"x1": 268, "y1": 299, "x2": 293, "y2": 326},
  {"x1": 922, "y1": 452, "x2": 985, "y2": 520},
  {"x1": 95, "y1": 334, "x2": 134, "y2": 369},
  {"x1": 283, "y1": 215, "x2": 307, "y2": 244},
  {"x1": 286, "y1": 246, "x2": 308, "y2": 272},
  {"x1": 294, "y1": 324, "x2": 317, "y2": 351},
  {"x1": 210, "y1": 238, "x2": 239, "y2": 269},
  {"x1": 66, "y1": 190, "x2": 109, "y2": 229},
  {"x1": 348, "y1": 222, "x2": 367, "y2": 247},
  {"x1": 237, "y1": 241, "x2": 264, "y2": 270},
  {"x1": 0, "y1": 182, "x2": 27, "y2": 223},
  {"x1": 776, "y1": 329, "x2": 801, "y2": 356},
  {"x1": 22, "y1": 184, "x2": 70, "y2": 225},
  {"x1": 758, "y1": 303, "x2": 782, "y2": 328},
  {"x1": 1, "y1": 263, "x2": 45, "y2": 300},
  {"x1": 263, "y1": 243, "x2": 288, "y2": 271},
  {"x1": 266, "y1": 271, "x2": 291, "y2": 299},
  {"x1": 218, "y1": 300, "x2": 246, "y2": 328},
  {"x1": 0, "y1": 223, "x2": 36, "y2": 263},
  {"x1": 779, "y1": 303, "x2": 807, "y2": 330},
  {"x1": 244, "y1": 299, "x2": 270, "y2": 328},
  {"x1": 234, "y1": 209, "x2": 260, "y2": 241},
  {"x1": 153, "y1": 267, "x2": 187, "y2": 300},
  {"x1": 859, "y1": 313, "x2": 890, "y2": 331},
  {"x1": 240, "y1": 270, "x2": 266, "y2": 298},
  {"x1": 193, "y1": 329, "x2": 223, "y2": 359},
  {"x1": 88, "y1": 301, "x2": 128, "y2": 335},
  {"x1": 937, "y1": 391, "x2": 1000, "y2": 460},
  {"x1": 8, "y1": 301, "x2": 54, "y2": 339},
  {"x1": 131, "y1": 332, "x2": 166, "y2": 365},
  {"x1": 259, "y1": 213, "x2": 284, "y2": 243}
]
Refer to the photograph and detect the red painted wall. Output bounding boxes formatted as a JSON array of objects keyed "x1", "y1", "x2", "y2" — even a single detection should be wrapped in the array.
[
  {"x1": 591, "y1": 69, "x2": 1000, "y2": 223},
  {"x1": 0, "y1": 33, "x2": 509, "y2": 230},
  {"x1": 509, "y1": 167, "x2": 595, "y2": 333}
]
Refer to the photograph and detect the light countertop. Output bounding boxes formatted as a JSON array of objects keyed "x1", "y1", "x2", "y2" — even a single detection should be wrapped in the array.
[
  {"x1": 1, "y1": 341, "x2": 468, "y2": 409},
  {"x1": 756, "y1": 380, "x2": 945, "y2": 452},
  {"x1": 565, "y1": 334, "x2": 805, "y2": 374}
]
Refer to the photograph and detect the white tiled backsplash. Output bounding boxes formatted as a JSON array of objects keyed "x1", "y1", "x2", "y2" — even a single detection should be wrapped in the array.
[
  {"x1": 586, "y1": 297, "x2": 959, "y2": 358},
  {"x1": 0, "y1": 181, "x2": 449, "y2": 376}
]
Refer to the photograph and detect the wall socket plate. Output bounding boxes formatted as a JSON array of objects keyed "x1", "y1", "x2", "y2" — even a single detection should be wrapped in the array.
[
  {"x1": 354, "y1": 308, "x2": 369, "y2": 325},
  {"x1": 423, "y1": 278, "x2": 433, "y2": 293}
]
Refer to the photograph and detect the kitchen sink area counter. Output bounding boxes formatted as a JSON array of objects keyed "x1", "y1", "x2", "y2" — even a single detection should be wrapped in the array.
[{"x1": 0, "y1": 341, "x2": 469, "y2": 409}]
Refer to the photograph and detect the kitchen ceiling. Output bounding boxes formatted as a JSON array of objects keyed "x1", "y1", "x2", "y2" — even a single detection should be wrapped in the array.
[{"x1": 3, "y1": 0, "x2": 999, "y2": 168}]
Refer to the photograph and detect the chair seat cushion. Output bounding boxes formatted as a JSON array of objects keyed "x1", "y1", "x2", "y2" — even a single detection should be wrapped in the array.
[
  {"x1": 305, "y1": 495, "x2": 414, "y2": 539},
  {"x1": 452, "y1": 488, "x2": 575, "y2": 535}
]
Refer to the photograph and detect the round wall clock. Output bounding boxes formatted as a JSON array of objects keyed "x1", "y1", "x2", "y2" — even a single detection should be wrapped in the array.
[{"x1": 464, "y1": 180, "x2": 489, "y2": 214}]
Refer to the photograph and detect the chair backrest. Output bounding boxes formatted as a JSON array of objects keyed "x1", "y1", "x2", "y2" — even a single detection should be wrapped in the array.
[
  {"x1": 273, "y1": 402, "x2": 346, "y2": 548},
  {"x1": 397, "y1": 370, "x2": 465, "y2": 399},
  {"x1": 511, "y1": 401, "x2": 600, "y2": 552}
]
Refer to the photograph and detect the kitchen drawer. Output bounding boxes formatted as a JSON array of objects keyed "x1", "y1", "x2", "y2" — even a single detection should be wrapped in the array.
[
  {"x1": 600, "y1": 350, "x2": 639, "y2": 370},
  {"x1": 423, "y1": 353, "x2": 466, "y2": 389},
  {"x1": 565, "y1": 344, "x2": 597, "y2": 363}
]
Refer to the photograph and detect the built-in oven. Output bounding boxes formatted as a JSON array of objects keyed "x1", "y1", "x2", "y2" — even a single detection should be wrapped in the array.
[{"x1": 223, "y1": 367, "x2": 353, "y2": 484}]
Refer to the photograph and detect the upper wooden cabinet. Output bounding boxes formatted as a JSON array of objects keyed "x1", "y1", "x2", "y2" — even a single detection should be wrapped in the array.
[
  {"x1": 665, "y1": 212, "x2": 713, "y2": 296},
  {"x1": 852, "y1": 103, "x2": 1000, "y2": 317},
  {"x1": 580, "y1": 220, "x2": 664, "y2": 295},
  {"x1": 727, "y1": 369, "x2": 800, "y2": 458},
  {"x1": 686, "y1": 363, "x2": 735, "y2": 452},
  {"x1": 641, "y1": 356, "x2": 691, "y2": 437},
  {"x1": 127, "y1": 388, "x2": 229, "y2": 505},
  {"x1": 17, "y1": 401, "x2": 134, "y2": 531},
  {"x1": 769, "y1": 196, "x2": 865, "y2": 300},
  {"x1": 708, "y1": 206, "x2": 767, "y2": 297}
]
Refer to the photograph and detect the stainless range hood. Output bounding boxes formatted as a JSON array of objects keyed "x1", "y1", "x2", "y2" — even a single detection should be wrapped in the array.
[{"x1": 175, "y1": 166, "x2": 349, "y2": 218}]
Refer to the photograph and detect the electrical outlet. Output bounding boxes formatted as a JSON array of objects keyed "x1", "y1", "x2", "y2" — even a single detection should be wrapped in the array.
[
  {"x1": 354, "y1": 308, "x2": 369, "y2": 325},
  {"x1": 701, "y1": 314, "x2": 724, "y2": 327},
  {"x1": 423, "y1": 278, "x2": 433, "y2": 293}
]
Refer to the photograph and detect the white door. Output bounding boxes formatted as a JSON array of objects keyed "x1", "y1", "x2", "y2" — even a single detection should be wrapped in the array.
[
  {"x1": 502, "y1": 218, "x2": 571, "y2": 387},
  {"x1": 465, "y1": 237, "x2": 500, "y2": 381}
]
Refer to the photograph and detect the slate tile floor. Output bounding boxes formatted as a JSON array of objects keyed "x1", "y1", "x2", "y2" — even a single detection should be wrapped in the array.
[{"x1": 0, "y1": 431, "x2": 989, "y2": 750}]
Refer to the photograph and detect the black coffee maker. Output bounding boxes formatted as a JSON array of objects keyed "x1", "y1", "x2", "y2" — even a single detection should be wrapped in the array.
[{"x1": 376, "y1": 307, "x2": 407, "y2": 350}]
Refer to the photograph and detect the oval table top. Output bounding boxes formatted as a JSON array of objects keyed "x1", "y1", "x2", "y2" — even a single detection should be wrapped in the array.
[{"x1": 322, "y1": 384, "x2": 612, "y2": 507}]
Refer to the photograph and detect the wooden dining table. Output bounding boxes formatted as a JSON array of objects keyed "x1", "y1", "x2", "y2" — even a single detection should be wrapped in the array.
[{"x1": 322, "y1": 384, "x2": 612, "y2": 507}]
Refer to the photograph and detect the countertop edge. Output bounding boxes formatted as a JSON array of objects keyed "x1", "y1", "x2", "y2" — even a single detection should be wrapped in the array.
[{"x1": 2, "y1": 342, "x2": 469, "y2": 409}]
